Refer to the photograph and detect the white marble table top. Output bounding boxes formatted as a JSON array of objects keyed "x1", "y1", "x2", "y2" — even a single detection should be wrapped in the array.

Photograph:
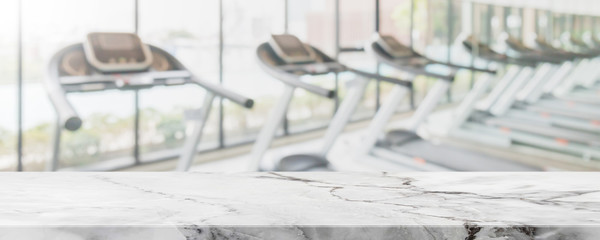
[{"x1": 1, "y1": 172, "x2": 599, "y2": 240}]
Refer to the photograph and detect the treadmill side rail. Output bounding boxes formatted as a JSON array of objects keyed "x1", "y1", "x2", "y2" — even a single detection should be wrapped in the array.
[
  {"x1": 176, "y1": 92, "x2": 216, "y2": 171},
  {"x1": 354, "y1": 85, "x2": 410, "y2": 158},
  {"x1": 249, "y1": 85, "x2": 295, "y2": 171}
]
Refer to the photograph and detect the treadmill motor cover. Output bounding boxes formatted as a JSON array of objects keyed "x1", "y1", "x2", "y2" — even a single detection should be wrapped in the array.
[
  {"x1": 84, "y1": 32, "x2": 153, "y2": 73},
  {"x1": 376, "y1": 35, "x2": 414, "y2": 58},
  {"x1": 269, "y1": 34, "x2": 318, "y2": 64}
]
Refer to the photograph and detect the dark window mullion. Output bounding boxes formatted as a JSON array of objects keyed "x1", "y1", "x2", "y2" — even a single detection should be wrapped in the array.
[{"x1": 17, "y1": 0, "x2": 23, "y2": 171}]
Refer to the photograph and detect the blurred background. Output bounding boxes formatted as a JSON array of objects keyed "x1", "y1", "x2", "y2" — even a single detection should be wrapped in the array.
[{"x1": 0, "y1": 0, "x2": 597, "y2": 171}]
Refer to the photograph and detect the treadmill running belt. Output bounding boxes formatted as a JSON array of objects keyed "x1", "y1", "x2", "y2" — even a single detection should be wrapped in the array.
[
  {"x1": 388, "y1": 138, "x2": 539, "y2": 171},
  {"x1": 486, "y1": 117, "x2": 600, "y2": 145}
]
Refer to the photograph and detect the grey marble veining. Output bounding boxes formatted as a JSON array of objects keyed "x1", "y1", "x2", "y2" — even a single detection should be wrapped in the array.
[{"x1": 0, "y1": 172, "x2": 599, "y2": 239}]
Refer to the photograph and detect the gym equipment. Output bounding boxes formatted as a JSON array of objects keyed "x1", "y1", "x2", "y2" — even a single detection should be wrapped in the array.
[
  {"x1": 558, "y1": 34, "x2": 600, "y2": 98},
  {"x1": 497, "y1": 36, "x2": 600, "y2": 134},
  {"x1": 44, "y1": 32, "x2": 254, "y2": 171},
  {"x1": 249, "y1": 34, "x2": 411, "y2": 171},
  {"x1": 354, "y1": 34, "x2": 540, "y2": 171},
  {"x1": 449, "y1": 36, "x2": 600, "y2": 161}
]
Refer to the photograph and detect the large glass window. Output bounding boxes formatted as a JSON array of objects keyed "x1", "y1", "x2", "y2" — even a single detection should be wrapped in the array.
[
  {"x1": 505, "y1": 7, "x2": 523, "y2": 40},
  {"x1": 289, "y1": 0, "x2": 336, "y2": 55},
  {"x1": 536, "y1": 10, "x2": 552, "y2": 41},
  {"x1": 0, "y1": 0, "x2": 18, "y2": 171},
  {"x1": 447, "y1": 0, "x2": 476, "y2": 101},
  {"x1": 552, "y1": 13, "x2": 568, "y2": 46}
]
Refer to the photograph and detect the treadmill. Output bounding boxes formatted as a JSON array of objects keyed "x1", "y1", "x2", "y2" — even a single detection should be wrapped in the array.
[
  {"x1": 498, "y1": 36, "x2": 600, "y2": 134},
  {"x1": 454, "y1": 36, "x2": 600, "y2": 161},
  {"x1": 496, "y1": 38, "x2": 600, "y2": 133},
  {"x1": 562, "y1": 34, "x2": 600, "y2": 97},
  {"x1": 249, "y1": 34, "x2": 411, "y2": 171},
  {"x1": 529, "y1": 37, "x2": 600, "y2": 114},
  {"x1": 45, "y1": 32, "x2": 254, "y2": 171},
  {"x1": 529, "y1": 37, "x2": 600, "y2": 113},
  {"x1": 354, "y1": 34, "x2": 540, "y2": 171},
  {"x1": 581, "y1": 32, "x2": 600, "y2": 88}
]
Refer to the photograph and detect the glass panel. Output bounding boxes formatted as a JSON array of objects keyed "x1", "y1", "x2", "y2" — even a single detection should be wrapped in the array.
[
  {"x1": 380, "y1": 0, "x2": 412, "y2": 44},
  {"x1": 413, "y1": 0, "x2": 449, "y2": 61},
  {"x1": 22, "y1": 0, "x2": 135, "y2": 170},
  {"x1": 339, "y1": 0, "x2": 374, "y2": 48},
  {"x1": 0, "y1": 0, "x2": 18, "y2": 171},
  {"x1": 522, "y1": 8, "x2": 536, "y2": 43},
  {"x1": 289, "y1": 0, "x2": 336, "y2": 55},
  {"x1": 221, "y1": 0, "x2": 285, "y2": 145},
  {"x1": 505, "y1": 7, "x2": 523, "y2": 40},
  {"x1": 552, "y1": 13, "x2": 568, "y2": 46},
  {"x1": 448, "y1": 0, "x2": 474, "y2": 101},
  {"x1": 536, "y1": 10, "x2": 551, "y2": 40},
  {"x1": 490, "y1": 6, "x2": 506, "y2": 46},
  {"x1": 138, "y1": 0, "x2": 221, "y2": 156}
]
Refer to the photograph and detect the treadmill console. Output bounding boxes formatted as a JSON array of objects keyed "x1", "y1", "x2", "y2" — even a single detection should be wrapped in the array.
[
  {"x1": 376, "y1": 35, "x2": 414, "y2": 58},
  {"x1": 84, "y1": 32, "x2": 153, "y2": 73},
  {"x1": 269, "y1": 34, "x2": 317, "y2": 64}
]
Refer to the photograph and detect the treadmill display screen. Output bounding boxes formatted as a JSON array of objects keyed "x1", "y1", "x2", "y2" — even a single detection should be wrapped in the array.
[
  {"x1": 271, "y1": 35, "x2": 311, "y2": 58},
  {"x1": 88, "y1": 33, "x2": 147, "y2": 64},
  {"x1": 380, "y1": 36, "x2": 413, "y2": 57}
]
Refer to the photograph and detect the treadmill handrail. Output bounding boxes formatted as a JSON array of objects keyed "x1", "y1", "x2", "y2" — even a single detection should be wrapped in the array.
[
  {"x1": 348, "y1": 68, "x2": 412, "y2": 88},
  {"x1": 45, "y1": 44, "x2": 83, "y2": 131},
  {"x1": 533, "y1": 38, "x2": 591, "y2": 59},
  {"x1": 384, "y1": 41, "x2": 497, "y2": 74},
  {"x1": 369, "y1": 43, "x2": 454, "y2": 82},
  {"x1": 392, "y1": 61, "x2": 455, "y2": 81},
  {"x1": 504, "y1": 38, "x2": 566, "y2": 64},
  {"x1": 428, "y1": 60, "x2": 497, "y2": 74},
  {"x1": 461, "y1": 39, "x2": 542, "y2": 67},
  {"x1": 190, "y1": 76, "x2": 254, "y2": 108},
  {"x1": 146, "y1": 45, "x2": 255, "y2": 109},
  {"x1": 43, "y1": 76, "x2": 82, "y2": 131}
]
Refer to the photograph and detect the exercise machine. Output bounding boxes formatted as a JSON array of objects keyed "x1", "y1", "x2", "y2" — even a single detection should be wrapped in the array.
[
  {"x1": 45, "y1": 32, "x2": 254, "y2": 171},
  {"x1": 354, "y1": 34, "x2": 540, "y2": 171},
  {"x1": 249, "y1": 34, "x2": 410, "y2": 171},
  {"x1": 497, "y1": 36, "x2": 600, "y2": 134},
  {"x1": 448, "y1": 36, "x2": 600, "y2": 161}
]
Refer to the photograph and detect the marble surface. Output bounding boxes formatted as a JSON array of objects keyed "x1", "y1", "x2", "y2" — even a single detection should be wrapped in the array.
[{"x1": 1, "y1": 172, "x2": 599, "y2": 239}]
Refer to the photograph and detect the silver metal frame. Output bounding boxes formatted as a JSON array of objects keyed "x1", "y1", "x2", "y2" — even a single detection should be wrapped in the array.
[
  {"x1": 249, "y1": 85, "x2": 295, "y2": 170},
  {"x1": 176, "y1": 92, "x2": 216, "y2": 171},
  {"x1": 353, "y1": 84, "x2": 410, "y2": 158}
]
